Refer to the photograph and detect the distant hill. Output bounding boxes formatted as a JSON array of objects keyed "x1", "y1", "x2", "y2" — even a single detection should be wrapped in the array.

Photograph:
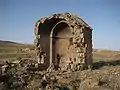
[
  {"x1": 0, "y1": 40, "x2": 34, "y2": 54},
  {"x1": 0, "y1": 40, "x2": 120, "y2": 61},
  {"x1": 0, "y1": 40, "x2": 23, "y2": 45}
]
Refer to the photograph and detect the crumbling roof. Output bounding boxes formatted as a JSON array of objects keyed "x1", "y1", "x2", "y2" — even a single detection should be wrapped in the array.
[{"x1": 36, "y1": 12, "x2": 92, "y2": 30}]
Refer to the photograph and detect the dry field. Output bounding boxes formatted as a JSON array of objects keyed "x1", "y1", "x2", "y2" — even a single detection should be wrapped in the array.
[
  {"x1": 1, "y1": 40, "x2": 120, "y2": 61},
  {"x1": 0, "y1": 40, "x2": 120, "y2": 90}
]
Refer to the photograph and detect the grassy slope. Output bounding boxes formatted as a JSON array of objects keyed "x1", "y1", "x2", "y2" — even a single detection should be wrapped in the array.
[
  {"x1": 93, "y1": 49, "x2": 120, "y2": 62},
  {"x1": 0, "y1": 40, "x2": 120, "y2": 61},
  {"x1": 0, "y1": 40, "x2": 35, "y2": 59}
]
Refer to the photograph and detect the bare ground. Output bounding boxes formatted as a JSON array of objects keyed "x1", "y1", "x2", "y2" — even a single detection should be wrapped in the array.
[{"x1": 0, "y1": 41, "x2": 120, "y2": 90}]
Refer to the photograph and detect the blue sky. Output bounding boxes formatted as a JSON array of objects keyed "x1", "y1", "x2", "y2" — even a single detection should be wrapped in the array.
[{"x1": 0, "y1": 0, "x2": 120, "y2": 50}]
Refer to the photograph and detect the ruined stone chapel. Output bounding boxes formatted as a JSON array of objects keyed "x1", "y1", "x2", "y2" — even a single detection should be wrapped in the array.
[{"x1": 34, "y1": 13, "x2": 92, "y2": 70}]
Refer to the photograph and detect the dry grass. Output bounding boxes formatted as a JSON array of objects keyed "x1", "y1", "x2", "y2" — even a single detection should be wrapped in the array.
[
  {"x1": 0, "y1": 40, "x2": 120, "y2": 62},
  {"x1": 93, "y1": 49, "x2": 120, "y2": 62},
  {"x1": 0, "y1": 41, "x2": 35, "y2": 59}
]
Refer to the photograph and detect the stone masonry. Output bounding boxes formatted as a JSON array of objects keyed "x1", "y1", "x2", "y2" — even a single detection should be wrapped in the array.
[{"x1": 34, "y1": 13, "x2": 93, "y2": 71}]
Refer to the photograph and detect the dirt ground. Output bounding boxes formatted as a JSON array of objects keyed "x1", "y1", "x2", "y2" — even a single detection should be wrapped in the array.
[{"x1": 0, "y1": 41, "x2": 120, "y2": 90}]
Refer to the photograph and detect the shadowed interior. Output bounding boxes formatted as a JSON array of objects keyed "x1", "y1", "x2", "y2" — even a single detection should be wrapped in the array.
[
  {"x1": 51, "y1": 22, "x2": 72, "y2": 69},
  {"x1": 38, "y1": 19, "x2": 66, "y2": 68}
]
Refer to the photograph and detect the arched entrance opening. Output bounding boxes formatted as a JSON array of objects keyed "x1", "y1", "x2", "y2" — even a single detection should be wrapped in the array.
[
  {"x1": 37, "y1": 18, "x2": 64, "y2": 68},
  {"x1": 50, "y1": 21, "x2": 71, "y2": 70}
]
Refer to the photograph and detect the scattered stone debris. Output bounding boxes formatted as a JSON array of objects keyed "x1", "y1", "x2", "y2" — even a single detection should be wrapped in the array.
[{"x1": 0, "y1": 58, "x2": 120, "y2": 90}]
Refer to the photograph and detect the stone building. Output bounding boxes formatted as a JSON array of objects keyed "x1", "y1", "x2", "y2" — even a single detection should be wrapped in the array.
[{"x1": 34, "y1": 13, "x2": 92, "y2": 70}]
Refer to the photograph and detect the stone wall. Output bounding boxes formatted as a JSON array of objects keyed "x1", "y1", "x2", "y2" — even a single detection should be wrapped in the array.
[{"x1": 34, "y1": 13, "x2": 92, "y2": 70}]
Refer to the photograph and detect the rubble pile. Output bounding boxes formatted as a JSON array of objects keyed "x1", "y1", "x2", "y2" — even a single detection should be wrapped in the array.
[
  {"x1": 0, "y1": 59, "x2": 44, "y2": 90},
  {"x1": 0, "y1": 58, "x2": 120, "y2": 90}
]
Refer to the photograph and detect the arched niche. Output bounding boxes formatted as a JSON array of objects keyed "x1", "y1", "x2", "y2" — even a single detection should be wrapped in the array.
[{"x1": 50, "y1": 21, "x2": 73, "y2": 69}]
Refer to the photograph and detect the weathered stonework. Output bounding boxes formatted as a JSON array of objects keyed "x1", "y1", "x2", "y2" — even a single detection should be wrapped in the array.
[{"x1": 34, "y1": 13, "x2": 93, "y2": 70}]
